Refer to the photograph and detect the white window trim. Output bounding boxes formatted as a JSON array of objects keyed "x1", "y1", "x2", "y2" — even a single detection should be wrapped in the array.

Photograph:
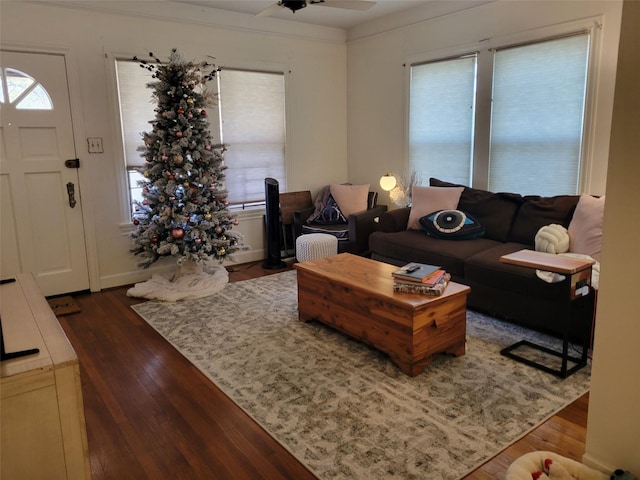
[{"x1": 402, "y1": 15, "x2": 604, "y2": 193}]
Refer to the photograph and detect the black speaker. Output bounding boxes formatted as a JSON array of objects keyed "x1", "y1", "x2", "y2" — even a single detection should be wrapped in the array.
[{"x1": 262, "y1": 177, "x2": 286, "y2": 269}]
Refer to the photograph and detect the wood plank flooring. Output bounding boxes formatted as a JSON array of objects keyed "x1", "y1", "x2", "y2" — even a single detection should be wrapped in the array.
[{"x1": 57, "y1": 261, "x2": 589, "y2": 479}]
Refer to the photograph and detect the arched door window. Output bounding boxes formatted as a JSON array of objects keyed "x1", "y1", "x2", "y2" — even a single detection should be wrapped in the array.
[{"x1": 1, "y1": 67, "x2": 53, "y2": 110}]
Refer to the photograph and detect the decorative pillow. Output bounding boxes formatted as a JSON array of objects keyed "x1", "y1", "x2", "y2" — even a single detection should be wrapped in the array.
[
  {"x1": 568, "y1": 194, "x2": 605, "y2": 262},
  {"x1": 329, "y1": 183, "x2": 370, "y2": 217},
  {"x1": 419, "y1": 209, "x2": 485, "y2": 240},
  {"x1": 535, "y1": 224, "x2": 570, "y2": 254},
  {"x1": 306, "y1": 194, "x2": 347, "y2": 225},
  {"x1": 407, "y1": 186, "x2": 463, "y2": 230}
]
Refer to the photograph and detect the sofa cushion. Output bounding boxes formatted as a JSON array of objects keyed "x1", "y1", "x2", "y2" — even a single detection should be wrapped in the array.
[
  {"x1": 508, "y1": 195, "x2": 579, "y2": 245},
  {"x1": 429, "y1": 178, "x2": 522, "y2": 242},
  {"x1": 465, "y1": 242, "x2": 568, "y2": 302},
  {"x1": 419, "y1": 209, "x2": 485, "y2": 240},
  {"x1": 330, "y1": 183, "x2": 369, "y2": 217},
  {"x1": 369, "y1": 230, "x2": 501, "y2": 277},
  {"x1": 407, "y1": 185, "x2": 463, "y2": 230},
  {"x1": 568, "y1": 194, "x2": 604, "y2": 262}
]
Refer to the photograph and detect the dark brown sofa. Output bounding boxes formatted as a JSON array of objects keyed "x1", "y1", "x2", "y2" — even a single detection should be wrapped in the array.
[{"x1": 369, "y1": 178, "x2": 594, "y2": 341}]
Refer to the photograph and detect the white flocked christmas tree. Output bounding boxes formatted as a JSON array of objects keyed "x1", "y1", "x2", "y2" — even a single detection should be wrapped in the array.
[{"x1": 128, "y1": 49, "x2": 247, "y2": 300}]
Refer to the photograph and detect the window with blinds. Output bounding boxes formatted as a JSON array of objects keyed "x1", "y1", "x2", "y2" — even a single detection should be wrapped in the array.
[
  {"x1": 115, "y1": 60, "x2": 286, "y2": 215},
  {"x1": 409, "y1": 31, "x2": 590, "y2": 196},
  {"x1": 219, "y1": 69, "x2": 286, "y2": 206},
  {"x1": 489, "y1": 34, "x2": 589, "y2": 195},
  {"x1": 409, "y1": 55, "x2": 477, "y2": 186}
]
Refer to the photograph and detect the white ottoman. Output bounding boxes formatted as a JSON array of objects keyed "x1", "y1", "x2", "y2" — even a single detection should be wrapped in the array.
[{"x1": 296, "y1": 233, "x2": 338, "y2": 262}]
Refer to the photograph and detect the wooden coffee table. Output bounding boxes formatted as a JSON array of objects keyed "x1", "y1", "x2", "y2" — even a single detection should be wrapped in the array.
[{"x1": 294, "y1": 253, "x2": 470, "y2": 376}]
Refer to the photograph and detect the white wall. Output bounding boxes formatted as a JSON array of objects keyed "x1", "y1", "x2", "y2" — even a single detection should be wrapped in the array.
[
  {"x1": 346, "y1": 0, "x2": 623, "y2": 196},
  {"x1": 0, "y1": 1, "x2": 348, "y2": 289},
  {"x1": 347, "y1": 0, "x2": 640, "y2": 475},
  {"x1": 584, "y1": 0, "x2": 640, "y2": 474}
]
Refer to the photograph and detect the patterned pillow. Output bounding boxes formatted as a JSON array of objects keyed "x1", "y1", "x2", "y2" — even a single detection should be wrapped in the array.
[
  {"x1": 419, "y1": 209, "x2": 485, "y2": 240},
  {"x1": 307, "y1": 194, "x2": 347, "y2": 225}
]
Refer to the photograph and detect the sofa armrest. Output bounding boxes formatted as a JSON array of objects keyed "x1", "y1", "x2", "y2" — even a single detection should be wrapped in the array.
[
  {"x1": 376, "y1": 207, "x2": 411, "y2": 233},
  {"x1": 348, "y1": 204, "x2": 388, "y2": 255}
]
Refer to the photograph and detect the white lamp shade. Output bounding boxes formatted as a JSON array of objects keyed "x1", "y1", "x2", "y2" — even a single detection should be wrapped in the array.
[{"x1": 380, "y1": 174, "x2": 397, "y2": 191}]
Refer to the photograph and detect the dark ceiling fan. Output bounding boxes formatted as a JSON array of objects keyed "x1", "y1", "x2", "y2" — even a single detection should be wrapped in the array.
[{"x1": 258, "y1": 1, "x2": 376, "y2": 17}]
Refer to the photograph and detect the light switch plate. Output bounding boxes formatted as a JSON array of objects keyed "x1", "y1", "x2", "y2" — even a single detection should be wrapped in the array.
[{"x1": 87, "y1": 137, "x2": 104, "y2": 153}]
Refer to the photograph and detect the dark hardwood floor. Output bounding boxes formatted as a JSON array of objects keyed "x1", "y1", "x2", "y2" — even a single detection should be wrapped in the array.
[{"x1": 57, "y1": 261, "x2": 589, "y2": 479}]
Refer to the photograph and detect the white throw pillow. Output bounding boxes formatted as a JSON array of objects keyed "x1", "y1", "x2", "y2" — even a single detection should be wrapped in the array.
[
  {"x1": 535, "y1": 224, "x2": 570, "y2": 254},
  {"x1": 407, "y1": 186, "x2": 463, "y2": 230},
  {"x1": 329, "y1": 184, "x2": 370, "y2": 217},
  {"x1": 568, "y1": 194, "x2": 605, "y2": 262}
]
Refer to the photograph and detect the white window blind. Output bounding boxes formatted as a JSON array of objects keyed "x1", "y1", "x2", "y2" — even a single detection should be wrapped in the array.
[
  {"x1": 115, "y1": 60, "x2": 155, "y2": 168},
  {"x1": 489, "y1": 34, "x2": 590, "y2": 195},
  {"x1": 409, "y1": 55, "x2": 477, "y2": 186},
  {"x1": 219, "y1": 69, "x2": 286, "y2": 206}
]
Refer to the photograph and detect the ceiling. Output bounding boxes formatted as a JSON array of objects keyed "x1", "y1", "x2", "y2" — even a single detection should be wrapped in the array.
[
  {"x1": 170, "y1": 1, "x2": 473, "y2": 30},
  {"x1": 30, "y1": 0, "x2": 495, "y2": 41}
]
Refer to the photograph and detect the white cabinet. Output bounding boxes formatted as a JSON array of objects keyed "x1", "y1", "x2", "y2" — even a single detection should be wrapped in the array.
[{"x1": 1, "y1": 273, "x2": 91, "y2": 479}]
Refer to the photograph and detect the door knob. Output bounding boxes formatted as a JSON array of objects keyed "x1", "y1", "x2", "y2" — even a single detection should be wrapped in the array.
[{"x1": 66, "y1": 182, "x2": 77, "y2": 208}]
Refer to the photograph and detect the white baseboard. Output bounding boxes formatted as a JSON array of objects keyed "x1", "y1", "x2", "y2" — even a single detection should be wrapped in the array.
[{"x1": 581, "y1": 452, "x2": 615, "y2": 475}]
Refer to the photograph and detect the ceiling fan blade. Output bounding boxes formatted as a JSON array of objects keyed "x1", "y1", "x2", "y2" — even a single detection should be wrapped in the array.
[
  {"x1": 257, "y1": 2, "x2": 283, "y2": 17},
  {"x1": 312, "y1": 0, "x2": 376, "y2": 11}
]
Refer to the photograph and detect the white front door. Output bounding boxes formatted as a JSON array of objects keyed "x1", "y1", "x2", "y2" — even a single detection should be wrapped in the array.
[{"x1": 0, "y1": 50, "x2": 89, "y2": 296}]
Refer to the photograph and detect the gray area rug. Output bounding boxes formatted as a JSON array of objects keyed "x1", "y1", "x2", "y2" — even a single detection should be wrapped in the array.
[{"x1": 132, "y1": 270, "x2": 590, "y2": 480}]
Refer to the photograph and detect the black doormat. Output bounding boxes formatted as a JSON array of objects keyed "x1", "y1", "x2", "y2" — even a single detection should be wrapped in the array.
[{"x1": 47, "y1": 296, "x2": 81, "y2": 316}]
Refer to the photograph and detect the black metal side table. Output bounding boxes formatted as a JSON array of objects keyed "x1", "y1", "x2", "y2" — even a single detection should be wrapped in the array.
[{"x1": 499, "y1": 249, "x2": 595, "y2": 378}]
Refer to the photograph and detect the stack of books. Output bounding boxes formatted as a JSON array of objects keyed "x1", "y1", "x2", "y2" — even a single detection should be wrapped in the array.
[{"x1": 391, "y1": 262, "x2": 451, "y2": 296}]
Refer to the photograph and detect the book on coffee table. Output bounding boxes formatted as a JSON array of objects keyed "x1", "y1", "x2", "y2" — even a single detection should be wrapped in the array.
[
  {"x1": 391, "y1": 262, "x2": 442, "y2": 283},
  {"x1": 393, "y1": 273, "x2": 451, "y2": 296}
]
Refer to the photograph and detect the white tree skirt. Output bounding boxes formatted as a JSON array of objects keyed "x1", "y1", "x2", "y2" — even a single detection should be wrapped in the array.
[{"x1": 127, "y1": 261, "x2": 229, "y2": 302}]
